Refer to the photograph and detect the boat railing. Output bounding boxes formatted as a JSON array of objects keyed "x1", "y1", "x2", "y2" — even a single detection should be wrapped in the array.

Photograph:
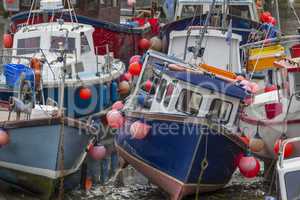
[{"x1": 0, "y1": 47, "x2": 80, "y2": 81}]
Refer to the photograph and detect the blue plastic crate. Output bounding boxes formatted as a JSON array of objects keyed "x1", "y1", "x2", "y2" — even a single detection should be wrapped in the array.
[{"x1": 3, "y1": 63, "x2": 35, "y2": 88}]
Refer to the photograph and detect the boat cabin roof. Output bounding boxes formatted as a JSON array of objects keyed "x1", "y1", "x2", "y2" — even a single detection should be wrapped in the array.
[
  {"x1": 18, "y1": 22, "x2": 95, "y2": 34},
  {"x1": 177, "y1": 0, "x2": 255, "y2": 5},
  {"x1": 274, "y1": 59, "x2": 300, "y2": 73},
  {"x1": 154, "y1": 63, "x2": 250, "y2": 100}
]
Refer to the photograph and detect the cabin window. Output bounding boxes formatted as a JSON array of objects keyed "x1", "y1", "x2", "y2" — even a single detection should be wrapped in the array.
[
  {"x1": 176, "y1": 89, "x2": 202, "y2": 115},
  {"x1": 17, "y1": 37, "x2": 40, "y2": 55},
  {"x1": 80, "y1": 33, "x2": 91, "y2": 54},
  {"x1": 163, "y1": 82, "x2": 176, "y2": 107},
  {"x1": 156, "y1": 79, "x2": 167, "y2": 102},
  {"x1": 229, "y1": 5, "x2": 251, "y2": 19},
  {"x1": 181, "y1": 5, "x2": 203, "y2": 19},
  {"x1": 50, "y1": 37, "x2": 76, "y2": 54},
  {"x1": 208, "y1": 99, "x2": 233, "y2": 123}
]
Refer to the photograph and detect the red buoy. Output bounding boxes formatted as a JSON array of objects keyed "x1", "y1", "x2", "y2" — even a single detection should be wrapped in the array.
[
  {"x1": 89, "y1": 145, "x2": 107, "y2": 160},
  {"x1": 268, "y1": 16, "x2": 277, "y2": 26},
  {"x1": 144, "y1": 80, "x2": 153, "y2": 92},
  {"x1": 264, "y1": 85, "x2": 277, "y2": 93},
  {"x1": 234, "y1": 153, "x2": 244, "y2": 169},
  {"x1": 274, "y1": 139, "x2": 294, "y2": 158},
  {"x1": 3, "y1": 34, "x2": 13, "y2": 48},
  {"x1": 260, "y1": 11, "x2": 271, "y2": 23},
  {"x1": 238, "y1": 155, "x2": 260, "y2": 178},
  {"x1": 79, "y1": 87, "x2": 92, "y2": 100},
  {"x1": 139, "y1": 38, "x2": 151, "y2": 50},
  {"x1": 120, "y1": 72, "x2": 132, "y2": 82},
  {"x1": 0, "y1": 129, "x2": 9, "y2": 146},
  {"x1": 128, "y1": 62, "x2": 142, "y2": 76},
  {"x1": 6, "y1": 0, "x2": 15, "y2": 4},
  {"x1": 239, "y1": 132, "x2": 250, "y2": 146}
]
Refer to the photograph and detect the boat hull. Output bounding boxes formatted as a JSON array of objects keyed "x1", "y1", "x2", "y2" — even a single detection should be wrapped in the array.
[
  {"x1": 0, "y1": 78, "x2": 121, "y2": 118},
  {"x1": 0, "y1": 118, "x2": 92, "y2": 197},
  {"x1": 115, "y1": 113, "x2": 242, "y2": 199},
  {"x1": 241, "y1": 115, "x2": 300, "y2": 160}
]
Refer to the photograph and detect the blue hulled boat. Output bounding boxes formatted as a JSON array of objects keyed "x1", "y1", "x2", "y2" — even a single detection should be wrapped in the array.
[{"x1": 115, "y1": 51, "x2": 249, "y2": 200}]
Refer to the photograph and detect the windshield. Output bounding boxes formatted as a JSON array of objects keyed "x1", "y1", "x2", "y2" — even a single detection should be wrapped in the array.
[
  {"x1": 17, "y1": 37, "x2": 40, "y2": 55},
  {"x1": 50, "y1": 36, "x2": 76, "y2": 54},
  {"x1": 180, "y1": 5, "x2": 204, "y2": 19},
  {"x1": 229, "y1": 5, "x2": 251, "y2": 19}
]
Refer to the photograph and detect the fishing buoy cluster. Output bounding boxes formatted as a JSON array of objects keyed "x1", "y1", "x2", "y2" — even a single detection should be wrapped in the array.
[
  {"x1": 106, "y1": 101, "x2": 151, "y2": 139},
  {"x1": 0, "y1": 129, "x2": 9, "y2": 146},
  {"x1": 260, "y1": 11, "x2": 277, "y2": 25},
  {"x1": 3, "y1": 33, "x2": 13, "y2": 49}
]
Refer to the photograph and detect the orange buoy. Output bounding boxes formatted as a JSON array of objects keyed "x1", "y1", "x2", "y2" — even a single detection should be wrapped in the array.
[
  {"x1": 3, "y1": 34, "x2": 13, "y2": 48},
  {"x1": 84, "y1": 177, "x2": 93, "y2": 191},
  {"x1": 118, "y1": 81, "x2": 130, "y2": 95},
  {"x1": 0, "y1": 129, "x2": 9, "y2": 146},
  {"x1": 249, "y1": 132, "x2": 265, "y2": 153}
]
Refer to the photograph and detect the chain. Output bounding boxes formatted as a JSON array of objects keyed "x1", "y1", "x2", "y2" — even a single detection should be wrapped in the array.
[
  {"x1": 195, "y1": 135, "x2": 209, "y2": 200},
  {"x1": 58, "y1": 117, "x2": 65, "y2": 200}
]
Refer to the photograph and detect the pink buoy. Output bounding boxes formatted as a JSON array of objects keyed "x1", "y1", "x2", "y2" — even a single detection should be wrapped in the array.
[
  {"x1": 129, "y1": 55, "x2": 141, "y2": 65},
  {"x1": 249, "y1": 82, "x2": 259, "y2": 93},
  {"x1": 127, "y1": 0, "x2": 136, "y2": 6},
  {"x1": 106, "y1": 109, "x2": 124, "y2": 129},
  {"x1": 235, "y1": 75, "x2": 245, "y2": 81},
  {"x1": 238, "y1": 155, "x2": 260, "y2": 178},
  {"x1": 130, "y1": 121, "x2": 151, "y2": 140},
  {"x1": 240, "y1": 79, "x2": 250, "y2": 86},
  {"x1": 89, "y1": 145, "x2": 107, "y2": 161},
  {"x1": 112, "y1": 101, "x2": 124, "y2": 110},
  {"x1": 0, "y1": 130, "x2": 9, "y2": 146}
]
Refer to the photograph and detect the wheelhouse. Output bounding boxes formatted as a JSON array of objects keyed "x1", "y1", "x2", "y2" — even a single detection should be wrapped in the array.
[
  {"x1": 174, "y1": 0, "x2": 259, "y2": 22},
  {"x1": 127, "y1": 50, "x2": 248, "y2": 129},
  {"x1": 10, "y1": 21, "x2": 100, "y2": 82}
]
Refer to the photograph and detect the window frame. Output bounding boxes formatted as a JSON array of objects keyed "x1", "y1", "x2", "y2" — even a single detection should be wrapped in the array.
[
  {"x1": 80, "y1": 33, "x2": 91, "y2": 54},
  {"x1": 208, "y1": 99, "x2": 233, "y2": 123},
  {"x1": 17, "y1": 36, "x2": 41, "y2": 55},
  {"x1": 175, "y1": 88, "x2": 203, "y2": 115},
  {"x1": 156, "y1": 79, "x2": 167, "y2": 103}
]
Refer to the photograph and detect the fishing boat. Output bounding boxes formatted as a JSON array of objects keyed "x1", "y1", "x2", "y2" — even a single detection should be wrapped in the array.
[
  {"x1": 7, "y1": 0, "x2": 160, "y2": 64},
  {"x1": 112, "y1": 50, "x2": 249, "y2": 200},
  {"x1": 0, "y1": 44, "x2": 95, "y2": 199},
  {"x1": 0, "y1": 0, "x2": 126, "y2": 118},
  {"x1": 240, "y1": 58, "x2": 300, "y2": 160}
]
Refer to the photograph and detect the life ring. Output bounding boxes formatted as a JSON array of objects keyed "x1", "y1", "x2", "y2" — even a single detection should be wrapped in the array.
[{"x1": 30, "y1": 58, "x2": 42, "y2": 90}]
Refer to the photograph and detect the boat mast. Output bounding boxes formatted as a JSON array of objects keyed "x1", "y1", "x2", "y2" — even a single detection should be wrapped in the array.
[{"x1": 193, "y1": 0, "x2": 217, "y2": 59}]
